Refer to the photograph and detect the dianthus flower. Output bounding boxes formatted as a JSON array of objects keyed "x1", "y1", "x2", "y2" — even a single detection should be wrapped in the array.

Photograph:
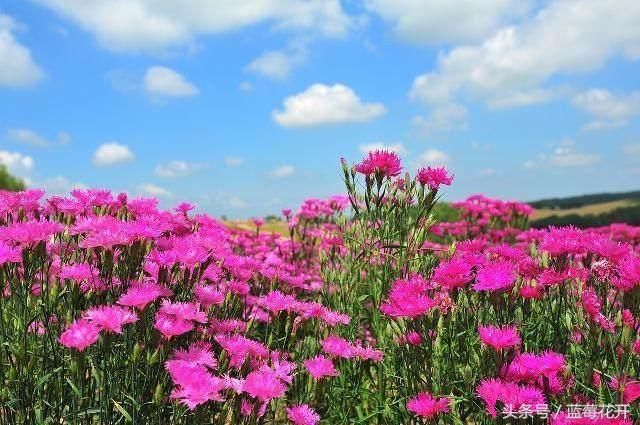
[
  {"x1": 244, "y1": 368, "x2": 287, "y2": 402},
  {"x1": 84, "y1": 305, "x2": 138, "y2": 334},
  {"x1": 473, "y1": 261, "x2": 516, "y2": 292},
  {"x1": 286, "y1": 404, "x2": 320, "y2": 425},
  {"x1": 354, "y1": 150, "x2": 402, "y2": 178},
  {"x1": 117, "y1": 280, "x2": 173, "y2": 310},
  {"x1": 478, "y1": 325, "x2": 521, "y2": 351},
  {"x1": 303, "y1": 355, "x2": 339, "y2": 380},
  {"x1": 416, "y1": 166, "x2": 453, "y2": 191},
  {"x1": 59, "y1": 319, "x2": 100, "y2": 351},
  {"x1": 406, "y1": 392, "x2": 451, "y2": 419}
]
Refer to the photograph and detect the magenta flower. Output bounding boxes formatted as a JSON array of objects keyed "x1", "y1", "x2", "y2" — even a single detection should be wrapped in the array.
[
  {"x1": 478, "y1": 325, "x2": 521, "y2": 351},
  {"x1": 406, "y1": 392, "x2": 450, "y2": 419},
  {"x1": 59, "y1": 319, "x2": 100, "y2": 351},
  {"x1": 303, "y1": 355, "x2": 339, "y2": 381},
  {"x1": 166, "y1": 362, "x2": 225, "y2": 409},
  {"x1": 381, "y1": 275, "x2": 437, "y2": 318},
  {"x1": 286, "y1": 404, "x2": 320, "y2": 425},
  {"x1": 354, "y1": 150, "x2": 402, "y2": 178},
  {"x1": 0, "y1": 242, "x2": 22, "y2": 266},
  {"x1": 84, "y1": 305, "x2": 138, "y2": 334},
  {"x1": 244, "y1": 368, "x2": 287, "y2": 402},
  {"x1": 472, "y1": 261, "x2": 516, "y2": 292},
  {"x1": 416, "y1": 166, "x2": 453, "y2": 191},
  {"x1": 154, "y1": 313, "x2": 194, "y2": 339},
  {"x1": 117, "y1": 280, "x2": 172, "y2": 310}
]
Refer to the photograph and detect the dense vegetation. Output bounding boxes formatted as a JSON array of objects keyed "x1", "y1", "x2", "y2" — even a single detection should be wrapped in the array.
[
  {"x1": 0, "y1": 165, "x2": 25, "y2": 192},
  {"x1": 529, "y1": 190, "x2": 640, "y2": 209},
  {"x1": 0, "y1": 152, "x2": 638, "y2": 424}
]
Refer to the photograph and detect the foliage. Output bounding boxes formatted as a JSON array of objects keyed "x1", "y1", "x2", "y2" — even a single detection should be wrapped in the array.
[{"x1": 0, "y1": 165, "x2": 25, "y2": 191}]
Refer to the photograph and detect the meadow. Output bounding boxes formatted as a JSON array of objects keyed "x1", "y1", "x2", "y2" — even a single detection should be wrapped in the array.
[{"x1": 0, "y1": 150, "x2": 638, "y2": 424}]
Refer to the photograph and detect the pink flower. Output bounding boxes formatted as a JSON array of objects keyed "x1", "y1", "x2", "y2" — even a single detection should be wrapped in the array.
[
  {"x1": 0, "y1": 242, "x2": 22, "y2": 266},
  {"x1": 117, "y1": 280, "x2": 172, "y2": 310},
  {"x1": 354, "y1": 150, "x2": 402, "y2": 178},
  {"x1": 166, "y1": 362, "x2": 225, "y2": 409},
  {"x1": 214, "y1": 334, "x2": 268, "y2": 367},
  {"x1": 159, "y1": 300, "x2": 208, "y2": 323},
  {"x1": 244, "y1": 368, "x2": 287, "y2": 402},
  {"x1": 194, "y1": 284, "x2": 226, "y2": 307},
  {"x1": 84, "y1": 305, "x2": 138, "y2": 334},
  {"x1": 59, "y1": 319, "x2": 100, "y2": 351},
  {"x1": 380, "y1": 275, "x2": 437, "y2": 318},
  {"x1": 416, "y1": 166, "x2": 453, "y2": 191},
  {"x1": 169, "y1": 342, "x2": 217, "y2": 370},
  {"x1": 303, "y1": 355, "x2": 338, "y2": 380},
  {"x1": 286, "y1": 404, "x2": 320, "y2": 425},
  {"x1": 478, "y1": 325, "x2": 521, "y2": 351},
  {"x1": 321, "y1": 335, "x2": 355, "y2": 358},
  {"x1": 477, "y1": 378, "x2": 545, "y2": 418},
  {"x1": 473, "y1": 261, "x2": 516, "y2": 292},
  {"x1": 406, "y1": 392, "x2": 450, "y2": 419},
  {"x1": 154, "y1": 313, "x2": 194, "y2": 339}
]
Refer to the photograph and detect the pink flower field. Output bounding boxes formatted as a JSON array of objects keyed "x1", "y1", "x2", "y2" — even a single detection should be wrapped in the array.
[{"x1": 0, "y1": 151, "x2": 639, "y2": 424}]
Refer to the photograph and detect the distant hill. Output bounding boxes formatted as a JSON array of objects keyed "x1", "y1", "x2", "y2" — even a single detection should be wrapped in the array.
[
  {"x1": 529, "y1": 190, "x2": 640, "y2": 228},
  {"x1": 529, "y1": 190, "x2": 640, "y2": 209}
]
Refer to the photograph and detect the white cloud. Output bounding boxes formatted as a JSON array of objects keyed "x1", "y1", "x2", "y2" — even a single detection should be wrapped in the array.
[
  {"x1": 138, "y1": 183, "x2": 171, "y2": 198},
  {"x1": 224, "y1": 156, "x2": 244, "y2": 167},
  {"x1": 0, "y1": 14, "x2": 44, "y2": 87},
  {"x1": 480, "y1": 168, "x2": 496, "y2": 176},
  {"x1": 416, "y1": 149, "x2": 449, "y2": 167},
  {"x1": 38, "y1": 176, "x2": 86, "y2": 195},
  {"x1": 35, "y1": 0, "x2": 352, "y2": 53},
  {"x1": 209, "y1": 192, "x2": 248, "y2": 209},
  {"x1": 144, "y1": 66, "x2": 198, "y2": 97},
  {"x1": 409, "y1": 0, "x2": 640, "y2": 108},
  {"x1": 525, "y1": 140, "x2": 599, "y2": 168},
  {"x1": 7, "y1": 128, "x2": 70, "y2": 147},
  {"x1": 622, "y1": 144, "x2": 640, "y2": 158},
  {"x1": 366, "y1": 0, "x2": 529, "y2": 44},
  {"x1": 412, "y1": 103, "x2": 468, "y2": 134},
  {"x1": 238, "y1": 81, "x2": 254, "y2": 91},
  {"x1": 93, "y1": 142, "x2": 135, "y2": 167},
  {"x1": 572, "y1": 89, "x2": 640, "y2": 130},
  {"x1": 273, "y1": 83, "x2": 386, "y2": 127},
  {"x1": 246, "y1": 47, "x2": 306, "y2": 80},
  {"x1": 154, "y1": 160, "x2": 206, "y2": 178},
  {"x1": 0, "y1": 150, "x2": 34, "y2": 176},
  {"x1": 271, "y1": 164, "x2": 295, "y2": 178},
  {"x1": 358, "y1": 142, "x2": 406, "y2": 155}
]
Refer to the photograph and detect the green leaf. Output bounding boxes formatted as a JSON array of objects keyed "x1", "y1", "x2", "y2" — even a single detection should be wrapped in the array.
[{"x1": 113, "y1": 399, "x2": 133, "y2": 423}]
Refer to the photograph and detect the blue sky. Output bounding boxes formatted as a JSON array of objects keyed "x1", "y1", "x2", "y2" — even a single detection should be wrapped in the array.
[{"x1": 0, "y1": 0, "x2": 639, "y2": 217}]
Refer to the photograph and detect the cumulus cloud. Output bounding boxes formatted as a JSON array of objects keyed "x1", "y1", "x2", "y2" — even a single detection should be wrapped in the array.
[
  {"x1": 38, "y1": 176, "x2": 86, "y2": 195},
  {"x1": 138, "y1": 183, "x2": 171, "y2": 198},
  {"x1": 273, "y1": 84, "x2": 386, "y2": 127},
  {"x1": 93, "y1": 142, "x2": 135, "y2": 167},
  {"x1": 224, "y1": 156, "x2": 245, "y2": 167},
  {"x1": 416, "y1": 149, "x2": 449, "y2": 167},
  {"x1": 358, "y1": 142, "x2": 406, "y2": 155},
  {"x1": 154, "y1": 160, "x2": 206, "y2": 178},
  {"x1": 572, "y1": 89, "x2": 640, "y2": 131},
  {"x1": 0, "y1": 14, "x2": 44, "y2": 87},
  {"x1": 524, "y1": 140, "x2": 599, "y2": 169},
  {"x1": 7, "y1": 128, "x2": 70, "y2": 147},
  {"x1": 412, "y1": 103, "x2": 468, "y2": 134},
  {"x1": 0, "y1": 150, "x2": 34, "y2": 176},
  {"x1": 270, "y1": 164, "x2": 295, "y2": 178},
  {"x1": 144, "y1": 66, "x2": 198, "y2": 97},
  {"x1": 366, "y1": 0, "x2": 529, "y2": 44},
  {"x1": 35, "y1": 0, "x2": 352, "y2": 53},
  {"x1": 409, "y1": 0, "x2": 640, "y2": 108},
  {"x1": 246, "y1": 46, "x2": 306, "y2": 80}
]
